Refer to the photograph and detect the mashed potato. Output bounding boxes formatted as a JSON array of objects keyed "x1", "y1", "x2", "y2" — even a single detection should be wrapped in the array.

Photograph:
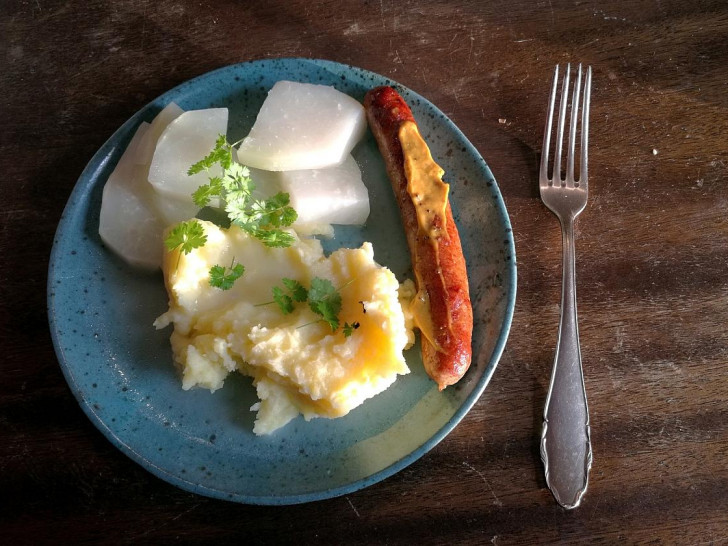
[{"x1": 154, "y1": 220, "x2": 412, "y2": 435}]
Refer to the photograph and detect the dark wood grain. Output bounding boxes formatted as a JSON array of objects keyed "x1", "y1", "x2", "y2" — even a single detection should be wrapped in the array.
[{"x1": 2, "y1": 0, "x2": 727, "y2": 544}]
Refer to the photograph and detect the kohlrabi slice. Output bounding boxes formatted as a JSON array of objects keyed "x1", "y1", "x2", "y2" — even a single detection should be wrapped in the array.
[
  {"x1": 136, "y1": 101, "x2": 185, "y2": 165},
  {"x1": 236, "y1": 81, "x2": 366, "y2": 171},
  {"x1": 148, "y1": 108, "x2": 228, "y2": 200},
  {"x1": 99, "y1": 122, "x2": 166, "y2": 269},
  {"x1": 276, "y1": 154, "x2": 370, "y2": 225}
]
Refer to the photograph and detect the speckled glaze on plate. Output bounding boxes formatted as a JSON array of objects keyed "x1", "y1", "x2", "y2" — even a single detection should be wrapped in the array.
[{"x1": 47, "y1": 58, "x2": 516, "y2": 505}]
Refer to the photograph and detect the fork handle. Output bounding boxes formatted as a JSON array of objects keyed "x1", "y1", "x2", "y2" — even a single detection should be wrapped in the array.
[{"x1": 540, "y1": 216, "x2": 592, "y2": 509}]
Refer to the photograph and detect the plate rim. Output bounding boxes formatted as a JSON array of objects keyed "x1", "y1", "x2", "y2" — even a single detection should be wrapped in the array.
[{"x1": 47, "y1": 57, "x2": 517, "y2": 505}]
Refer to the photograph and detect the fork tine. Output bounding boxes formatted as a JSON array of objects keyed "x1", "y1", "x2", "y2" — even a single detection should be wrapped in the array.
[
  {"x1": 566, "y1": 64, "x2": 583, "y2": 185},
  {"x1": 540, "y1": 64, "x2": 560, "y2": 185},
  {"x1": 553, "y1": 63, "x2": 571, "y2": 186},
  {"x1": 579, "y1": 66, "x2": 592, "y2": 186}
]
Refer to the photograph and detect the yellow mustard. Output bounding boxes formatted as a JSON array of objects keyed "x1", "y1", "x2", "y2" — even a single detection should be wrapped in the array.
[
  {"x1": 400, "y1": 120, "x2": 449, "y2": 240},
  {"x1": 399, "y1": 120, "x2": 453, "y2": 351}
]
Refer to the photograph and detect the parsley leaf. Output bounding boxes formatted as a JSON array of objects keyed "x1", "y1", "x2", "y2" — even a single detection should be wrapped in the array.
[
  {"x1": 192, "y1": 176, "x2": 223, "y2": 208},
  {"x1": 272, "y1": 287, "x2": 294, "y2": 314},
  {"x1": 343, "y1": 321, "x2": 360, "y2": 337},
  {"x1": 282, "y1": 278, "x2": 308, "y2": 302},
  {"x1": 164, "y1": 220, "x2": 207, "y2": 255},
  {"x1": 308, "y1": 277, "x2": 342, "y2": 331},
  {"x1": 272, "y1": 278, "x2": 308, "y2": 314},
  {"x1": 253, "y1": 228, "x2": 297, "y2": 248},
  {"x1": 188, "y1": 135, "x2": 231, "y2": 175},
  {"x1": 267, "y1": 277, "x2": 354, "y2": 334},
  {"x1": 209, "y1": 261, "x2": 245, "y2": 290}
]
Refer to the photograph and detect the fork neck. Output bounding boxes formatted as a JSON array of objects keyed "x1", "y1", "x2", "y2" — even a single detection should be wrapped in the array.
[{"x1": 559, "y1": 214, "x2": 578, "y2": 317}]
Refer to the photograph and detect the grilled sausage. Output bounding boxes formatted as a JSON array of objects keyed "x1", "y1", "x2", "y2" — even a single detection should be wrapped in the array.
[{"x1": 364, "y1": 86, "x2": 473, "y2": 389}]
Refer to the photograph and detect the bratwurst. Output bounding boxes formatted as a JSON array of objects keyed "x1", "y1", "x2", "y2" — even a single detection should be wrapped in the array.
[{"x1": 364, "y1": 86, "x2": 473, "y2": 389}]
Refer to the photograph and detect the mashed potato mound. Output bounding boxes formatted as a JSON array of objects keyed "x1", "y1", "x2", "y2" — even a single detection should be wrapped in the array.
[{"x1": 154, "y1": 220, "x2": 412, "y2": 435}]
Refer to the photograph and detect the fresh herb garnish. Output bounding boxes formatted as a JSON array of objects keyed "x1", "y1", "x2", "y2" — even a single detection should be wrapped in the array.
[
  {"x1": 192, "y1": 176, "x2": 223, "y2": 209},
  {"x1": 342, "y1": 321, "x2": 360, "y2": 337},
  {"x1": 164, "y1": 220, "x2": 208, "y2": 268},
  {"x1": 188, "y1": 135, "x2": 234, "y2": 175},
  {"x1": 209, "y1": 259, "x2": 245, "y2": 290},
  {"x1": 272, "y1": 278, "x2": 309, "y2": 314},
  {"x1": 265, "y1": 277, "x2": 358, "y2": 334},
  {"x1": 189, "y1": 135, "x2": 297, "y2": 248},
  {"x1": 166, "y1": 135, "x2": 301, "y2": 290},
  {"x1": 307, "y1": 277, "x2": 342, "y2": 331}
]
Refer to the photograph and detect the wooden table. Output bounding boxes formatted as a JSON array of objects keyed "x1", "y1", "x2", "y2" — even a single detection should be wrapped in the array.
[{"x1": 2, "y1": 1, "x2": 727, "y2": 543}]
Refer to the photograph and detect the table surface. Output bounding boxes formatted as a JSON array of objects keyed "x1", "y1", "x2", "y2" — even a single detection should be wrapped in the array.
[{"x1": 3, "y1": 1, "x2": 727, "y2": 544}]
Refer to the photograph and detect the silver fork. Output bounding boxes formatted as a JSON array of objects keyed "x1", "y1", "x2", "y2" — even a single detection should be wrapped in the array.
[{"x1": 539, "y1": 63, "x2": 593, "y2": 509}]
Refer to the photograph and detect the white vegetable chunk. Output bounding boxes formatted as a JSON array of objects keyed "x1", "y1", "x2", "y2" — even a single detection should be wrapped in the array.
[
  {"x1": 248, "y1": 167, "x2": 282, "y2": 200},
  {"x1": 236, "y1": 81, "x2": 367, "y2": 171},
  {"x1": 148, "y1": 191, "x2": 201, "y2": 226},
  {"x1": 135, "y1": 102, "x2": 184, "y2": 165},
  {"x1": 148, "y1": 108, "x2": 228, "y2": 200},
  {"x1": 277, "y1": 155, "x2": 370, "y2": 226},
  {"x1": 139, "y1": 102, "x2": 201, "y2": 224},
  {"x1": 247, "y1": 167, "x2": 332, "y2": 236},
  {"x1": 99, "y1": 122, "x2": 166, "y2": 269}
]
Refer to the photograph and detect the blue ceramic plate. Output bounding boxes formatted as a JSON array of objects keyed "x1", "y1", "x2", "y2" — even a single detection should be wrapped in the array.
[{"x1": 47, "y1": 58, "x2": 516, "y2": 505}]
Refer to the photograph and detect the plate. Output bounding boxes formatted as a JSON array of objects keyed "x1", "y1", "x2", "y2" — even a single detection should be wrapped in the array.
[{"x1": 47, "y1": 58, "x2": 516, "y2": 505}]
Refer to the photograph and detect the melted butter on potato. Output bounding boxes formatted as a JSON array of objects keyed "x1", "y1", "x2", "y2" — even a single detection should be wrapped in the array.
[{"x1": 154, "y1": 220, "x2": 412, "y2": 435}]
